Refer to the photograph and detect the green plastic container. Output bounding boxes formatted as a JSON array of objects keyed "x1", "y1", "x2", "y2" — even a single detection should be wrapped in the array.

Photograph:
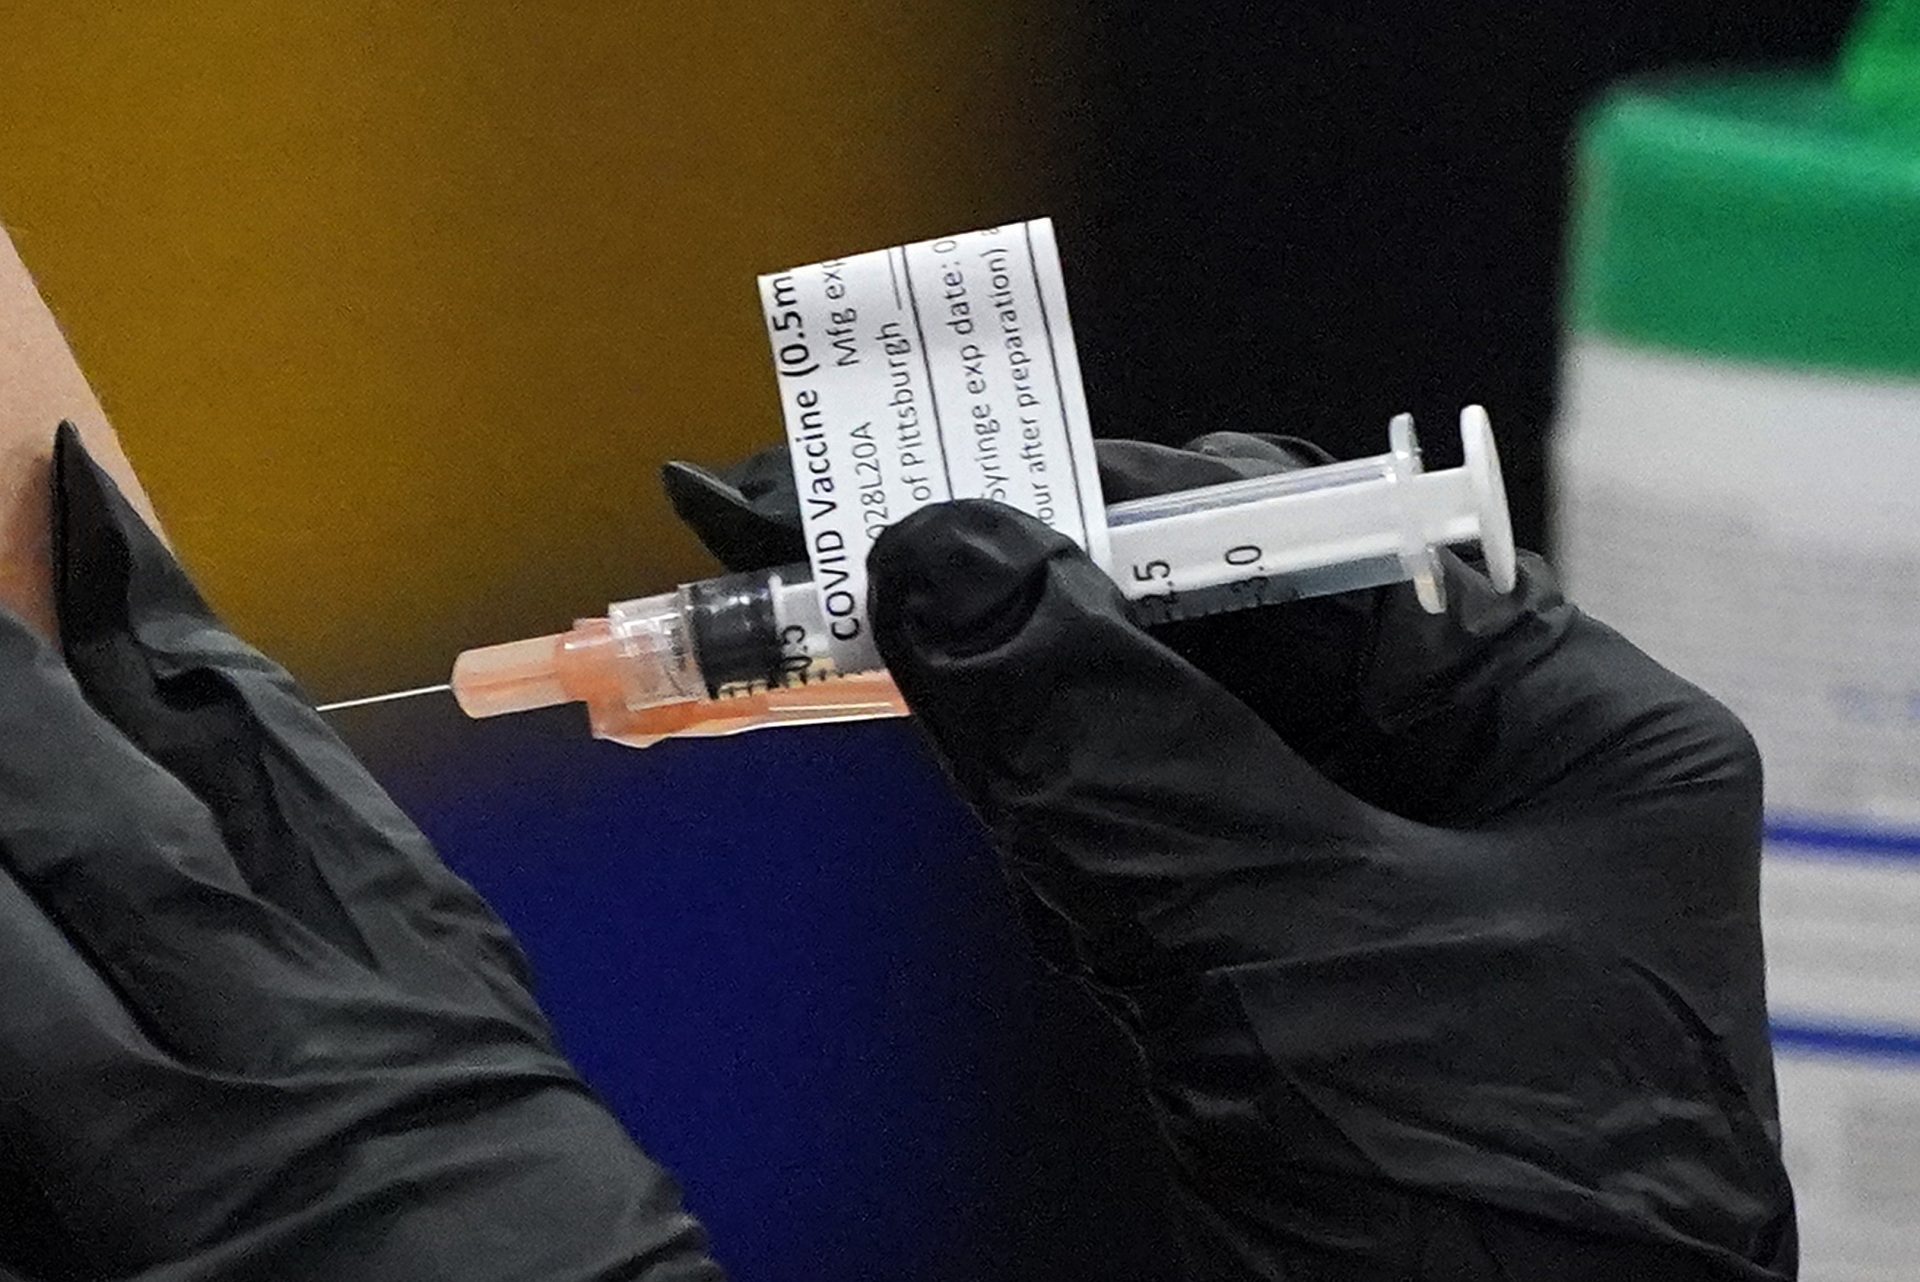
[{"x1": 1569, "y1": 67, "x2": 1920, "y2": 378}]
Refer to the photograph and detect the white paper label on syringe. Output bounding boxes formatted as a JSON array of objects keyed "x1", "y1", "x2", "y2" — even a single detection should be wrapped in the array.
[{"x1": 760, "y1": 218, "x2": 1107, "y2": 672}]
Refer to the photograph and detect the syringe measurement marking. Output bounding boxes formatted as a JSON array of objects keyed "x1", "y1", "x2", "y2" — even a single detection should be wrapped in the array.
[
  {"x1": 1125, "y1": 537, "x2": 1271, "y2": 614},
  {"x1": 1127, "y1": 577, "x2": 1296, "y2": 626}
]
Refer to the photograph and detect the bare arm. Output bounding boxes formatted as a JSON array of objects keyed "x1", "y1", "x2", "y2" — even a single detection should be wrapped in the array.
[{"x1": 0, "y1": 226, "x2": 161, "y2": 640}]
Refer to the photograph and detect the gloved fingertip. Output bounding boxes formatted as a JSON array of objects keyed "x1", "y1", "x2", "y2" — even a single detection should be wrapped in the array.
[
  {"x1": 868, "y1": 500, "x2": 1072, "y2": 660},
  {"x1": 51, "y1": 420, "x2": 214, "y2": 654},
  {"x1": 660, "y1": 459, "x2": 737, "y2": 543},
  {"x1": 659, "y1": 460, "x2": 748, "y2": 528},
  {"x1": 52, "y1": 420, "x2": 137, "y2": 640},
  {"x1": 51, "y1": 420, "x2": 118, "y2": 511},
  {"x1": 661, "y1": 457, "x2": 807, "y2": 572}
]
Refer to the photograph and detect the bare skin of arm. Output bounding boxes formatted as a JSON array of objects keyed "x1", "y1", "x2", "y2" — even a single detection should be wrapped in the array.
[{"x1": 0, "y1": 226, "x2": 162, "y2": 641}]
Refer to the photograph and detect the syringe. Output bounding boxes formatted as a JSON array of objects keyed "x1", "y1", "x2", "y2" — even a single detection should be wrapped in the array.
[{"x1": 445, "y1": 408, "x2": 1515, "y2": 749}]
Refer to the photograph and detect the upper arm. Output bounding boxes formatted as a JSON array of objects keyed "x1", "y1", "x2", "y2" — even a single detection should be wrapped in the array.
[{"x1": 0, "y1": 226, "x2": 162, "y2": 641}]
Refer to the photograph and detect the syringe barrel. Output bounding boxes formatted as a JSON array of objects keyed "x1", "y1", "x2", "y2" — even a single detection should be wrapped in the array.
[
  {"x1": 607, "y1": 564, "x2": 839, "y2": 703},
  {"x1": 456, "y1": 409, "x2": 1515, "y2": 735},
  {"x1": 603, "y1": 412, "x2": 1511, "y2": 709},
  {"x1": 1106, "y1": 410, "x2": 1512, "y2": 618},
  {"x1": 1106, "y1": 460, "x2": 1406, "y2": 592}
]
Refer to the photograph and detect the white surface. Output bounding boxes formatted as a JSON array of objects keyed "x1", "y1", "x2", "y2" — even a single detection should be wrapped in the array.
[
  {"x1": 1555, "y1": 338, "x2": 1920, "y2": 822},
  {"x1": 1767, "y1": 841, "x2": 1920, "y2": 1280},
  {"x1": 1764, "y1": 845, "x2": 1920, "y2": 1031},
  {"x1": 1555, "y1": 336, "x2": 1920, "y2": 1276},
  {"x1": 1775, "y1": 1044, "x2": 1920, "y2": 1282}
]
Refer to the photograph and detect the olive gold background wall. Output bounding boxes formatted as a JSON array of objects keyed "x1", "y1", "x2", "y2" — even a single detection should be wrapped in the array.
[{"x1": 0, "y1": 4, "x2": 1077, "y2": 698}]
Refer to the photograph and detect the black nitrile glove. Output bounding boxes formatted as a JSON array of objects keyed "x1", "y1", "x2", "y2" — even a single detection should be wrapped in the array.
[
  {"x1": 670, "y1": 438, "x2": 1796, "y2": 1280},
  {"x1": 0, "y1": 426, "x2": 724, "y2": 1282}
]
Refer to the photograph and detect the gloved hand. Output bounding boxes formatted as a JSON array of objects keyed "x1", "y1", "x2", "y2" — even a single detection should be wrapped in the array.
[
  {"x1": 669, "y1": 436, "x2": 1796, "y2": 1280},
  {"x1": 0, "y1": 426, "x2": 723, "y2": 1282}
]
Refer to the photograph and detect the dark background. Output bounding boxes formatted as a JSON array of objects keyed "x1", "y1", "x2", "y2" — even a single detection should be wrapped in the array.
[
  {"x1": 1064, "y1": 3, "x2": 1852, "y2": 552},
  {"x1": 347, "y1": 14, "x2": 1856, "y2": 1279},
  {"x1": 0, "y1": 1, "x2": 1856, "y2": 691}
]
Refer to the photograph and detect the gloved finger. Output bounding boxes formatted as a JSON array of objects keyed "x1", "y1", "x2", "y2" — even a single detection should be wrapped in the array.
[
  {"x1": 48, "y1": 425, "x2": 538, "y2": 1018},
  {"x1": 0, "y1": 861, "x2": 248, "y2": 1275},
  {"x1": 867, "y1": 500, "x2": 1405, "y2": 984},
  {"x1": 0, "y1": 863, "x2": 153, "y2": 1278},
  {"x1": 661, "y1": 450, "x2": 806, "y2": 572},
  {"x1": 0, "y1": 604, "x2": 383, "y2": 1068},
  {"x1": 670, "y1": 434, "x2": 1631, "y2": 818},
  {"x1": 1099, "y1": 431, "x2": 1732, "y2": 833},
  {"x1": 665, "y1": 436, "x2": 1388, "y2": 758},
  {"x1": 1319, "y1": 547, "x2": 1763, "y2": 837},
  {"x1": 1096, "y1": 432, "x2": 1392, "y2": 764}
]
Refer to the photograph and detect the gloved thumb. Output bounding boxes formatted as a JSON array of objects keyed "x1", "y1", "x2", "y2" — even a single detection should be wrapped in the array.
[{"x1": 867, "y1": 501, "x2": 1389, "y2": 985}]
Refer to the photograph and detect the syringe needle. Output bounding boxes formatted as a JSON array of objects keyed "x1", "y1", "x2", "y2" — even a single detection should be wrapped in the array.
[{"x1": 315, "y1": 683, "x2": 453, "y2": 714}]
